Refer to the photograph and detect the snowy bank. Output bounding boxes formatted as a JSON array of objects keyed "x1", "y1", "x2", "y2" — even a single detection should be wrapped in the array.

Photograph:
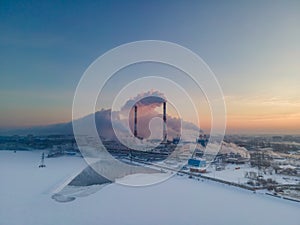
[{"x1": 0, "y1": 150, "x2": 299, "y2": 225}]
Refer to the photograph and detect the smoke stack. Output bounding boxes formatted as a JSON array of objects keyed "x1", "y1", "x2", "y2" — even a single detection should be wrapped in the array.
[
  {"x1": 134, "y1": 105, "x2": 137, "y2": 137},
  {"x1": 163, "y1": 101, "x2": 167, "y2": 141}
]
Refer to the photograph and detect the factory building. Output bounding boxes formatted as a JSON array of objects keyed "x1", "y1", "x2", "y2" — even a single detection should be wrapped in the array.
[{"x1": 188, "y1": 158, "x2": 206, "y2": 168}]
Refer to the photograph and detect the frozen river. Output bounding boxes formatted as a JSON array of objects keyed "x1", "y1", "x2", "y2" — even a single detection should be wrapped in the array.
[{"x1": 0, "y1": 150, "x2": 299, "y2": 225}]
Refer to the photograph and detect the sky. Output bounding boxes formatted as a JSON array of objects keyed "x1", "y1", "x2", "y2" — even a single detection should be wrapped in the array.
[{"x1": 0, "y1": 0, "x2": 300, "y2": 134}]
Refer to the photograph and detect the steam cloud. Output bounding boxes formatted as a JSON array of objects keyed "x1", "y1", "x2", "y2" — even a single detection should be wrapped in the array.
[
  {"x1": 121, "y1": 90, "x2": 166, "y2": 111},
  {"x1": 14, "y1": 90, "x2": 200, "y2": 141},
  {"x1": 117, "y1": 90, "x2": 199, "y2": 140}
]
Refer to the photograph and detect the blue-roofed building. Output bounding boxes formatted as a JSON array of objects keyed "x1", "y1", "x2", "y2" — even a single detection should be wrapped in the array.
[{"x1": 188, "y1": 158, "x2": 206, "y2": 168}]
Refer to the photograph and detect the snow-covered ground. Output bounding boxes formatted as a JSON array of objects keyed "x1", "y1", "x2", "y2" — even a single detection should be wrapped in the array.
[
  {"x1": 0, "y1": 150, "x2": 300, "y2": 225},
  {"x1": 205, "y1": 163, "x2": 300, "y2": 185}
]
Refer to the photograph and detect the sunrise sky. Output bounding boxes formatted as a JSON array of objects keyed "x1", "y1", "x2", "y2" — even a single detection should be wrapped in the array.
[{"x1": 1, "y1": 0, "x2": 300, "y2": 134}]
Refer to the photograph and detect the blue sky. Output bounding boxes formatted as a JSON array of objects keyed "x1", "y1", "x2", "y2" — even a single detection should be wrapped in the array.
[{"x1": 1, "y1": 0, "x2": 300, "y2": 133}]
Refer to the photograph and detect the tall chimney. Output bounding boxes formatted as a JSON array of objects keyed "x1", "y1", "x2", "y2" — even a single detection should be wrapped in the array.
[
  {"x1": 134, "y1": 105, "x2": 137, "y2": 137},
  {"x1": 163, "y1": 101, "x2": 167, "y2": 142}
]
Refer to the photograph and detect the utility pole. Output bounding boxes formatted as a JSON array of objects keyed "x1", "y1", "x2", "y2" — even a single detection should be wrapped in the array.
[{"x1": 39, "y1": 152, "x2": 46, "y2": 168}]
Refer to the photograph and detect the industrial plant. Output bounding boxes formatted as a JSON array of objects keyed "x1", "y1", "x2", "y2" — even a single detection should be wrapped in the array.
[{"x1": 133, "y1": 101, "x2": 168, "y2": 143}]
